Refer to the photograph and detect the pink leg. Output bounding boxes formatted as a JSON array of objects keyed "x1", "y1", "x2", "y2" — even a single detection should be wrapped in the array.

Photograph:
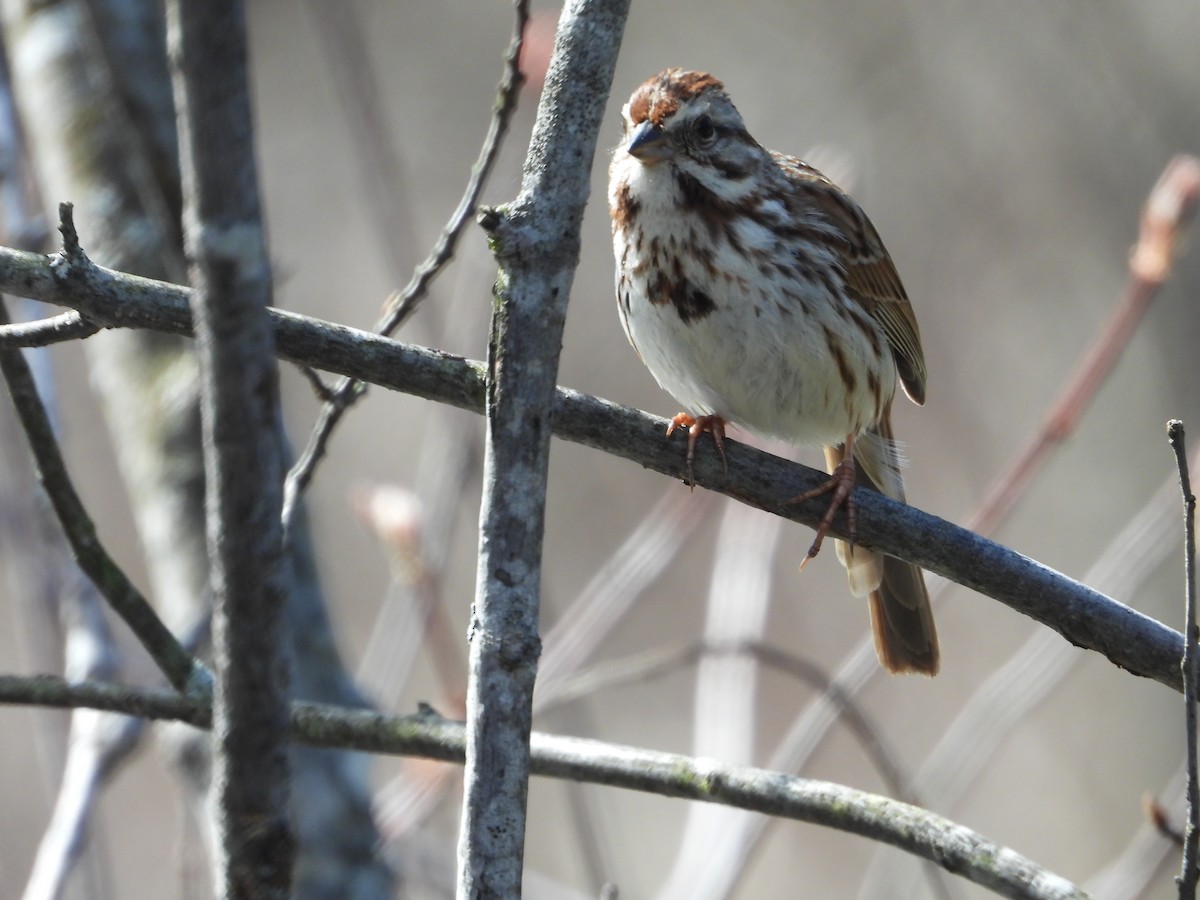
[
  {"x1": 666, "y1": 413, "x2": 727, "y2": 487},
  {"x1": 790, "y1": 433, "x2": 857, "y2": 569}
]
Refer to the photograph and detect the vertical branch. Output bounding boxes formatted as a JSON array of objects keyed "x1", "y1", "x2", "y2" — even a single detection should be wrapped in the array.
[
  {"x1": 1169, "y1": 420, "x2": 1198, "y2": 899},
  {"x1": 457, "y1": 0, "x2": 629, "y2": 896},
  {"x1": 166, "y1": 2, "x2": 294, "y2": 897}
]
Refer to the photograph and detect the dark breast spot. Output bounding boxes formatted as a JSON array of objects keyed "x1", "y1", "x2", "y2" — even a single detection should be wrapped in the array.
[
  {"x1": 824, "y1": 323, "x2": 857, "y2": 397},
  {"x1": 611, "y1": 181, "x2": 640, "y2": 232},
  {"x1": 670, "y1": 281, "x2": 716, "y2": 324},
  {"x1": 645, "y1": 266, "x2": 718, "y2": 324}
]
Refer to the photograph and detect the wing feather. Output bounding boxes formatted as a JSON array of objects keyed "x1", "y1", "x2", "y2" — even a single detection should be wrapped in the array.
[{"x1": 776, "y1": 155, "x2": 927, "y2": 406}]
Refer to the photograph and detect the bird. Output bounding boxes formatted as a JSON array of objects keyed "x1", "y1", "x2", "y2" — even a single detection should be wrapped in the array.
[{"x1": 607, "y1": 68, "x2": 938, "y2": 675}]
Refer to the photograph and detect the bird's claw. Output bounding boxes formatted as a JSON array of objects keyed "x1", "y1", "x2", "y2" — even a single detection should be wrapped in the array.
[
  {"x1": 790, "y1": 456, "x2": 857, "y2": 567},
  {"x1": 666, "y1": 413, "x2": 727, "y2": 488}
]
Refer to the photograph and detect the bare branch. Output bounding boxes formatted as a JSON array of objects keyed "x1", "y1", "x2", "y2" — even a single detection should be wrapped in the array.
[
  {"x1": 0, "y1": 242, "x2": 1190, "y2": 695},
  {"x1": 535, "y1": 487, "x2": 714, "y2": 705},
  {"x1": 459, "y1": 0, "x2": 629, "y2": 893},
  {"x1": 9, "y1": 305, "x2": 145, "y2": 900},
  {"x1": 1084, "y1": 768, "x2": 1186, "y2": 898},
  {"x1": 22, "y1": 709, "x2": 141, "y2": 900},
  {"x1": 661, "y1": 502, "x2": 780, "y2": 899},
  {"x1": 861, "y1": 449, "x2": 1200, "y2": 898},
  {"x1": 1169, "y1": 420, "x2": 1198, "y2": 898},
  {"x1": 970, "y1": 154, "x2": 1200, "y2": 535},
  {"x1": 0, "y1": 309, "x2": 99, "y2": 347},
  {"x1": 0, "y1": 290, "x2": 208, "y2": 695},
  {"x1": 168, "y1": 2, "x2": 294, "y2": 895},
  {"x1": 0, "y1": 675, "x2": 1088, "y2": 900},
  {"x1": 540, "y1": 639, "x2": 918, "y2": 802},
  {"x1": 280, "y1": 0, "x2": 530, "y2": 529}
]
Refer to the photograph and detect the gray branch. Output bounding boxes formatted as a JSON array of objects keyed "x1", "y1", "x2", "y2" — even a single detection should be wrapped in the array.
[
  {"x1": 1170, "y1": 420, "x2": 1198, "y2": 898},
  {"x1": 460, "y1": 0, "x2": 629, "y2": 894},
  {"x1": 3, "y1": 3, "x2": 388, "y2": 895},
  {"x1": 280, "y1": 0, "x2": 529, "y2": 531},
  {"x1": 0, "y1": 290, "x2": 208, "y2": 695},
  {"x1": 0, "y1": 241, "x2": 1186, "y2": 696},
  {"x1": 0, "y1": 309, "x2": 98, "y2": 346},
  {"x1": 0, "y1": 674, "x2": 1088, "y2": 900},
  {"x1": 167, "y1": 2, "x2": 294, "y2": 897}
]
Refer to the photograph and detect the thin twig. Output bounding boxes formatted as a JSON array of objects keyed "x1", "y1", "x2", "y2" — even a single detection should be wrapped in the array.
[
  {"x1": 0, "y1": 292, "x2": 208, "y2": 696},
  {"x1": 535, "y1": 487, "x2": 714, "y2": 704},
  {"x1": 4, "y1": 303, "x2": 144, "y2": 900},
  {"x1": 1084, "y1": 768, "x2": 1186, "y2": 899},
  {"x1": 0, "y1": 675, "x2": 1090, "y2": 900},
  {"x1": 0, "y1": 309, "x2": 99, "y2": 346},
  {"x1": 1169, "y1": 420, "x2": 1198, "y2": 898},
  {"x1": 23, "y1": 708, "x2": 142, "y2": 900},
  {"x1": 376, "y1": 482, "x2": 703, "y2": 842},
  {"x1": 295, "y1": 364, "x2": 335, "y2": 402},
  {"x1": 301, "y1": 3, "x2": 421, "y2": 293},
  {"x1": 969, "y1": 155, "x2": 1200, "y2": 536},
  {"x1": 279, "y1": 0, "x2": 529, "y2": 531},
  {"x1": 351, "y1": 484, "x2": 465, "y2": 705}
]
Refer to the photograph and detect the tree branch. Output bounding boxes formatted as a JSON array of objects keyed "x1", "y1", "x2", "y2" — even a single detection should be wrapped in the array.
[
  {"x1": 1170, "y1": 420, "x2": 1198, "y2": 898},
  {"x1": 280, "y1": 0, "x2": 529, "y2": 531},
  {"x1": 168, "y1": 2, "x2": 294, "y2": 896},
  {"x1": 0, "y1": 309, "x2": 99, "y2": 346},
  {"x1": 459, "y1": 0, "x2": 628, "y2": 893},
  {"x1": 0, "y1": 674, "x2": 1087, "y2": 900},
  {"x1": 970, "y1": 155, "x2": 1200, "y2": 535},
  {"x1": 0, "y1": 289, "x2": 207, "y2": 696},
  {"x1": 0, "y1": 242, "x2": 1187, "y2": 695}
]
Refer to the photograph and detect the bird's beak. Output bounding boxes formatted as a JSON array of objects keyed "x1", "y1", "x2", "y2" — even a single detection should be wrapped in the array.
[{"x1": 627, "y1": 121, "x2": 673, "y2": 163}]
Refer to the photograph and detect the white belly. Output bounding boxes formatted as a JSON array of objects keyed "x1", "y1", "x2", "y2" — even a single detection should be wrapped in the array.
[{"x1": 615, "y1": 228, "x2": 895, "y2": 447}]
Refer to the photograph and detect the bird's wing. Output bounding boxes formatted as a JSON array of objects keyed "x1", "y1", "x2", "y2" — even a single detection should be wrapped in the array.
[{"x1": 778, "y1": 155, "x2": 927, "y2": 406}]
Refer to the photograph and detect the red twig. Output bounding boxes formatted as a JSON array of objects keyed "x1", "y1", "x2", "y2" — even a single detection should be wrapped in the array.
[{"x1": 968, "y1": 155, "x2": 1200, "y2": 536}]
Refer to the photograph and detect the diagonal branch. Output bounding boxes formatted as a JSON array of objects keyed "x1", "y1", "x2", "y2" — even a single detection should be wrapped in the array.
[
  {"x1": 0, "y1": 674, "x2": 1088, "y2": 900},
  {"x1": 279, "y1": 0, "x2": 529, "y2": 530},
  {"x1": 0, "y1": 241, "x2": 1187, "y2": 695},
  {"x1": 969, "y1": 156, "x2": 1200, "y2": 535},
  {"x1": 0, "y1": 289, "x2": 208, "y2": 696}
]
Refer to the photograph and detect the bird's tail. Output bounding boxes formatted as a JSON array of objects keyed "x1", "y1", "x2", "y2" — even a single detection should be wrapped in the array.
[{"x1": 826, "y1": 411, "x2": 939, "y2": 675}]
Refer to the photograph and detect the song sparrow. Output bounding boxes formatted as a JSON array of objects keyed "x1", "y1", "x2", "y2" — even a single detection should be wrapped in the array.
[{"x1": 608, "y1": 69, "x2": 939, "y2": 675}]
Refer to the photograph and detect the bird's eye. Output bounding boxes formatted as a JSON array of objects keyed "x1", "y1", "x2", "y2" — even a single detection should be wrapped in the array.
[{"x1": 693, "y1": 114, "x2": 717, "y2": 145}]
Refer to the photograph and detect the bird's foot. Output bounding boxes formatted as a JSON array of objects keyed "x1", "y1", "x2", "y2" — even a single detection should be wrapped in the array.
[
  {"x1": 790, "y1": 455, "x2": 857, "y2": 569},
  {"x1": 666, "y1": 413, "x2": 727, "y2": 488}
]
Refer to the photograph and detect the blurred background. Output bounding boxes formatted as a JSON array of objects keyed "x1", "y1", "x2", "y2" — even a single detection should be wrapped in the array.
[{"x1": 1, "y1": 0, "x2": 1198, "y2": 898}]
